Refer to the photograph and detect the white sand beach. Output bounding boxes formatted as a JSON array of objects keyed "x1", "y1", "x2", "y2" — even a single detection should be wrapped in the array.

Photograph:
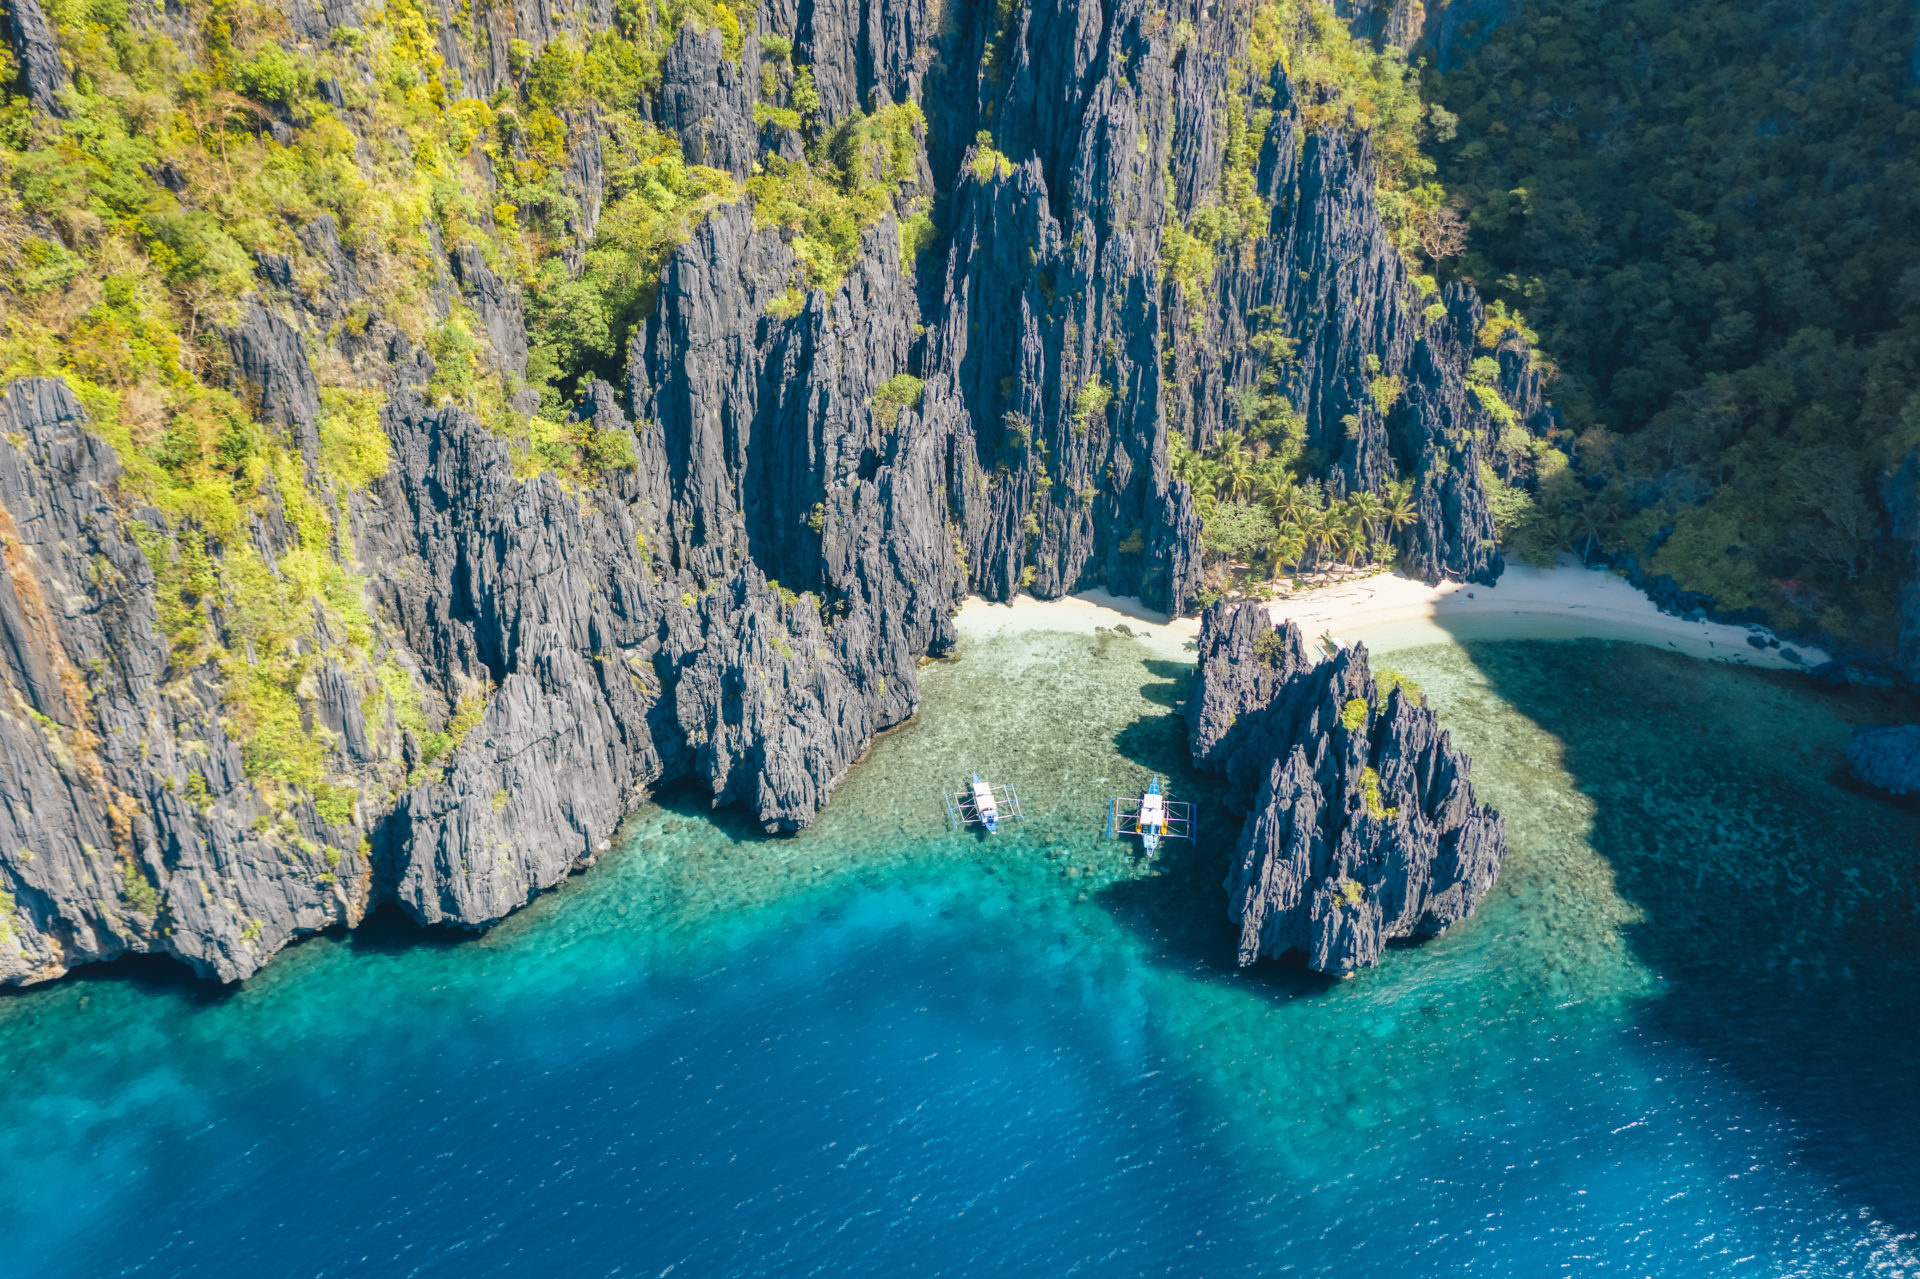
[
  {"x1": 954, "y1": 561, "x2": 1830, "y2": 671},
  {"x1": 953, "y1": 586, "x2": 1198, "y2": 657}
]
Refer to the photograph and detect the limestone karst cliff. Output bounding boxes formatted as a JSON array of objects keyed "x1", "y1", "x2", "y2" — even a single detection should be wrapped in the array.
[
  {"x1": 0, "y1": 0, "x2": 1522, "y2": 983},
  {"x1": 1185, "y1": 601, "x2": 1506, "y2": 972}
]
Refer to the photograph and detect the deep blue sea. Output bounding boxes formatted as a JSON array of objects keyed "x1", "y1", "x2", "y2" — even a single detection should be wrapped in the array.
[{"x1": 3, "y1": 623, "x2": 1918, "y2": 1277}]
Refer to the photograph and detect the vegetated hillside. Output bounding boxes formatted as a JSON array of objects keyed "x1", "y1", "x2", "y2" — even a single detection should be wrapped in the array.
[
  {"x1": 1420, "y1": 0, "x2": 1920, "y2": 660},
  {"x1": 0, "y1": 0, "x2": 1524, "y2": 985}
]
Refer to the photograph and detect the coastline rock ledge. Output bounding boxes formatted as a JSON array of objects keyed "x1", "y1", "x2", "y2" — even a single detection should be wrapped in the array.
[{"x1": 1185, "y1": 602, "x2": 1508, "y2": 973}]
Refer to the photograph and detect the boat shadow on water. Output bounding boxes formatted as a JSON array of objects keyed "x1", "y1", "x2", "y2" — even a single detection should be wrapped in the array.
[{"x1": 1447, "y1": 636, "x2": 1920, "y2": 1235}]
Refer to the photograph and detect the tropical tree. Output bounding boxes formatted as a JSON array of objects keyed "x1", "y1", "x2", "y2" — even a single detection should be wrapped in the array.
[
  {"x1": 1322, "y1": 511, "x2": 1358, "y2": 567},
  {"x1": 1573, "y1": 495, "x2": 1619, "y2": 559},
  {"x1": 1271, "y1": 525, "x2": 1309, "y2": 576},
  {"x1": 1347, "y1": 490, "x2": 1386, "y2": 548},
  {"x1": 1265, "y1": 476, "x2": 1309, "y2": 526},
  {"x1": 1349, "y1": 502, "x2": 1374, "y2": 564},
  {"x1": 1219, "y1": 438, "x2": 1256, "y2": 502},
  {"x1": 1382, "y1": 478, "x2": 1418, "y2": 539},
  {"x1": 1292, "y1": 507, "x2": 1320, "y2": 568},
  {"x1": 1250, "y1": 457, "x2": 1296, "y2": 509},
  {"x1": 1170, "y1": 434, "x2": 1222, "y2": 509}
]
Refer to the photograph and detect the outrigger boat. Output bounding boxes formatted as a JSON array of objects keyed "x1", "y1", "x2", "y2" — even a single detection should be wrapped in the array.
[
  {"x1": 1105, "y1": 774, "x2": 1196, "y2": 853},
  {"x1": 943, "y1": 773, "x2": 1023, "y2": 834}
]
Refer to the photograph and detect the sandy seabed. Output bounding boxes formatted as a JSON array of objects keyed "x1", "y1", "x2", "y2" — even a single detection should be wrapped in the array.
[{"x1": 954, "y1": 560, "x2": 1829, "y2": 670}]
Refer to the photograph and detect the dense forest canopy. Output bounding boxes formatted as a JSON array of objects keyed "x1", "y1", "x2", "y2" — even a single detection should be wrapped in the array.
[{"x1": 1423, "y1": 0, "x2": 1920, "y2": 645}]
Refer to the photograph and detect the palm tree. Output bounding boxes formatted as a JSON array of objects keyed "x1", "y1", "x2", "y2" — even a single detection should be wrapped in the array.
[
  {"x1": 1299, "y1": 506, "x2": 1330, "y2": 569},
  {"x1": 1171, "y1": 437, "x2": 1206, "y2": 488},
  {"x1": 1347, "y1": 490, "x2": 1386, "y2": 551},
  {"x1": 1346, "y1": 503, "x2": 1372, "y2": 565},
  {"x1": 1219, "y1": 438, "x2": 1255, "y2": 502},
  {"x1": 1251, "y1": 459, "x2": 1293, "y2": 510},
  {"x1": 1265, "y1": 477, "x2": 1307, "y2": 526},
  {"x1": 1271, "y1": 525, "x2": 1309, "y2": 577},
  {"x1": 1549, "y1": 511, "x2": 1583, "y2": 558},
  {"x1": 1574, "y1": 498, "x2": 1613, "y2": 560},
  {"x1": 1322, "y1": 513, "x2": 1358, "y2": 567},
  {"x1": 1382, "y1": 479, "x2": 1418, "y2": 538}
]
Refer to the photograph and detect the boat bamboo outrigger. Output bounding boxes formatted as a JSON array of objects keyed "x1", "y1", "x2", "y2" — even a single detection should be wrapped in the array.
[
  {"x1": 1105, "y1": 774, "x2": 1196, "y2": 853},
  {"x1": 943, "y1": 773, "x2": 1023, "y2": 834}
]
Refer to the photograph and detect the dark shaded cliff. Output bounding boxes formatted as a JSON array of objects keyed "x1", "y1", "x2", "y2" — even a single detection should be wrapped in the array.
[
  {"x1": 1185, "y1": 601, "x2": 1506, "y2": 971},
  {"x1": 0, "y1": 0, "x2": 1516, "y2": 982}
]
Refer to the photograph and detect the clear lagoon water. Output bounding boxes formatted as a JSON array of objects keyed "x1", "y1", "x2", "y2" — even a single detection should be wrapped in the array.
[{"x1": 3, "y1": 620, "x2": 1919, "y2": 1276}]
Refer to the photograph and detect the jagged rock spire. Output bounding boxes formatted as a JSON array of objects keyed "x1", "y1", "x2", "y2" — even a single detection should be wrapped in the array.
[{"x1": 1186, "y1": 602, "x2": 1508, "y2": 973}]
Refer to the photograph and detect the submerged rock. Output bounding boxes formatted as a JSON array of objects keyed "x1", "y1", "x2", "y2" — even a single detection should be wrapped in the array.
[
  {"x1": 1186, "y1": 603, "x2": 1508, "y2": 973},
  {"x1": 1846, "y1": 725, "x2": 1920, "y2": 796}
]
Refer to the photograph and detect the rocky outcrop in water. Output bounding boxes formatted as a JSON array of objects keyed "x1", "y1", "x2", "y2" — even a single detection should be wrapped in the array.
[
  {"x1": 0, "y1": 0, "x2": 1522, "y2": 984},
  {"x1": 1186, "y1": 602, "x2": 1507, "y2": 972},
  {"x1": 1846, "y1": 725, "x2": 1920, "y2": 796}
]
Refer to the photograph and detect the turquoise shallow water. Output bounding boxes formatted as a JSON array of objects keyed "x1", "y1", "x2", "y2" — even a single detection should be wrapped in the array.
[{"x1": 2, "y1": 625, "x2": 1919, "y2": 1276}]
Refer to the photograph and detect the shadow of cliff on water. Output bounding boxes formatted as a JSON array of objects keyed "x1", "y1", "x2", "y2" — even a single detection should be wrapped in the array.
[
  {"x1": 1136, "y1": 658, "x2": 1191, "y2": 709},
  {"x1": 1441, "y1": 635, "x2": 1920, "y2": 1232}
]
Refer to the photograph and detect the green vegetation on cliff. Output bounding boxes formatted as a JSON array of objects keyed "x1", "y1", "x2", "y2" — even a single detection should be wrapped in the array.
[
  {"x1": 1425, "y1": 0, "x2": 1920, "y2": 641},
  {"x1": 1167, "y1": 0, "x2": 1460, "y2": 304},
  {"x1": 1252, "y1": 0, "x2": 1450, "y2": 262},
  {"x1": 1172, "y1": 0, "x2": 1474, "y2": 585},
  {"x1": 0, "y1": 0, "x2": 934, "y2": 812},
  {"x1": 747, "y1": 87, "x2": 927, "y2": 291},
  {"x1": 508, "y1": 18, "x2": 740, "y2": 406},
  {"x1": 0, "y1": 0, "x2": 668, "y2": 805}
]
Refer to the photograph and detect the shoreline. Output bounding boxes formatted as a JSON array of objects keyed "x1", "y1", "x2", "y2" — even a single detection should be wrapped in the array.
[{"x1": 953, "y1": 562, "x2": 1830, "y2": 672}]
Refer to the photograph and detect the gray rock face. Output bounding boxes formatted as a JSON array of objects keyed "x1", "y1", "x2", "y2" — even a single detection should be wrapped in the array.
[
  {"x1": 628, "y1": 201, "x2": 959, "y2": 672},
  {"x1": 449, "y1": 243, "x2": 531, "y2": 380},
  {"x1": 0, "y1": 0, "x2": 1526, "y2": 985},
  {"x1": 785, "y1": 0, "x2": 931, "y2": 125},
  {"x1": 1163, "y1": 115, "x2": 1504, "y2": 587},
  {"x1": 5, "y1": 0, "x2": 67, "y2": 115},
  {"x1": 282, "y1": 0, "x2": 364, "y2": 41},
  {"x1": 355, "y1": 359, "x2": 935, "y2": 928},
  {"x1": 1846, "y1": 725, "x2": 1920, "y2": 796},
  {"x1": 0, "y1": 380, "x2": 373, "y2": 985},
  {"x1": 1186, "y1": 602, "x2": 1508, "y2": 973},
  {"x1": 911, "y1": 16, "x2": 1504, "y2": 608},
  {"x1": 1332, "y1": 0, "x2": 1426, "y2": 51},
  {"x1": 226, "y1": 301, "x2": 323, "y2": 471},
  {"x1": 657, "y1": 21, "x2": 761, "y2": 178}
]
